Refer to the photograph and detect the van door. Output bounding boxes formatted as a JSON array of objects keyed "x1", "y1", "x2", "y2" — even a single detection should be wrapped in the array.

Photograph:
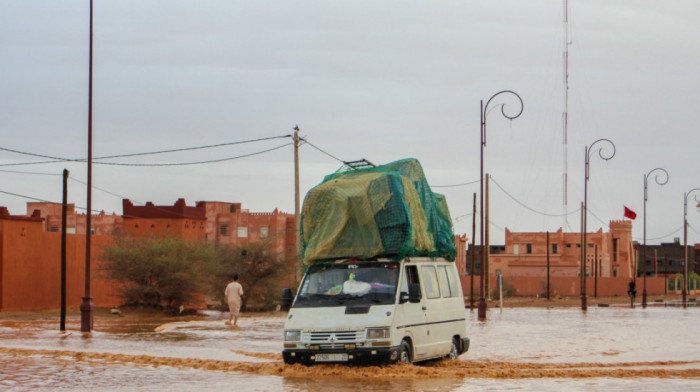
[
  {"x1": 419, "y1": 264, "x2": 448, "y2": 357},
  {"x1": 396, "y1": 264, "x2": 430, "y2": 361}
]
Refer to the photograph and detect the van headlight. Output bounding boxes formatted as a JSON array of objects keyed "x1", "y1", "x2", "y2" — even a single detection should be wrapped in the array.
[
  {"x1": 284, "y1": 330, "x2": 301, "y2": 342},
  {"x1": 366, "y1": 327, "x2": 390, "y2": 340}
]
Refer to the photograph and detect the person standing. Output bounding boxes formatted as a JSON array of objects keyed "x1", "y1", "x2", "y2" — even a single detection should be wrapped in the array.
[{"x1": 225, "y1": 275, "x2": 244, "y2": 327}]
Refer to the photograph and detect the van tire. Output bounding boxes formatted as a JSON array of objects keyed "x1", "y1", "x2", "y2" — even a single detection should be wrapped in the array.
[
  {"x1": 398, "y1": 340, "x2": 412, "y2": 364},
  {"x1": 448, "y1": 337, "x2": 459, "y2": 360}
]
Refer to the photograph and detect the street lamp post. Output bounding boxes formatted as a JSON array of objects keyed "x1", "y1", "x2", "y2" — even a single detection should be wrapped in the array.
[
  {"x1": 80, "y1": 0, "x2": 95, "y2": 333},
  {"x1": 683, "y1": 188, "x2": 700, "y2": 308},
  {"x1": 478, "y1": 90, "x2": 524, "y2": 320},
  {"x1": 582, "y1": 139, "x2": 616, "y2": 311},
  {"x1": 642, "y1": 168, "x2": 669, "y2": 308}
]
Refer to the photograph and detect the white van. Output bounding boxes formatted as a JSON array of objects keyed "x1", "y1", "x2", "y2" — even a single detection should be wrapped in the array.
[{"x1": 282, "y1": 257, "x2": 469, "y2": 365}]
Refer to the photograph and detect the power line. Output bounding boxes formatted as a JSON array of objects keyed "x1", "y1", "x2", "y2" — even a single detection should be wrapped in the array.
[
  {"x1": 0, "y1": 169, "x2": 62, "y2": 176},
  {"x1": 431, "y1": 179, "x2": 480, "y2": 188},
  {"x1": 0, "y1": 135, "x2": 292, "y2": 167},
  {"x1": 490, "y1": 175, "x2": 579, "y2": 217},
  {"x1": 298, "y1": 138, "x2": 346, "y2": 164}
]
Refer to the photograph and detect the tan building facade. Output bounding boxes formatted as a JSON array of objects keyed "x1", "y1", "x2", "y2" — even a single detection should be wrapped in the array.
[{"x1": 490, "y1": 220, "x2": 635, "y2": 279}]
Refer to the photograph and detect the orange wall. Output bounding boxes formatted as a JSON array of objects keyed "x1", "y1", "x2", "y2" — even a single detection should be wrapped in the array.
[
  {"x1": 1, "y1": 218, "x2": 122, "y2": 311},
  {"x1": 459, "y1": 274, "x2": 667, "y2": 297}
]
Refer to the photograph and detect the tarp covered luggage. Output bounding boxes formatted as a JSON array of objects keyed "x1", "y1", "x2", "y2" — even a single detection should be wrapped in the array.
[{"x1": 301, "y1": 158, "x2": 456, "y2": 264}]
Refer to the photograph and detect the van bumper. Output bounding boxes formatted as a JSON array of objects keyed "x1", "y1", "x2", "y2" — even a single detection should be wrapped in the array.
[{"x1": 283, "y1": 346, "x2": 400, "y2": 365}]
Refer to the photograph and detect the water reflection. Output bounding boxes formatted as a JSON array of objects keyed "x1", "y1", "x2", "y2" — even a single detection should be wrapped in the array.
[{"x1": 1, "y1": 306, "x2": 698, "y2": 391}]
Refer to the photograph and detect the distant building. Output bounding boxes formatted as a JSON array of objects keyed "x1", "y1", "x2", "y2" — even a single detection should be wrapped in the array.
[
  {"x1": 466, "y1": 220, "x2": 636, "y2": 279},
  {"x1": 635, "y1": 238, "x2": 697, "y2": 277}
]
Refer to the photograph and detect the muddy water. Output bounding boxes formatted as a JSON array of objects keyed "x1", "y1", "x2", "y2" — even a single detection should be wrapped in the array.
[{"x1": 1, "y1": 306, "x2": 698, "y2": 391}]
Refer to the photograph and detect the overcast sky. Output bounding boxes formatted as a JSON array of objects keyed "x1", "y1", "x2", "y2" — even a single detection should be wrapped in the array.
[{"x1": 1, "y1": 0, "x2": 699, "y2": 246}]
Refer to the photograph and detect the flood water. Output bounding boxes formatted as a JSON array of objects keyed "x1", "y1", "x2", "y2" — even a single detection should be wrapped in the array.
[{"x1": 1, "y1": 304, "x2": 698, "y2": 391}]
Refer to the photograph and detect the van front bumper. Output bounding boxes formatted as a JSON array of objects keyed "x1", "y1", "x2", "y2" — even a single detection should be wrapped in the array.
[{"x1": 283, "y1": 346, "x2": 400, "y2": 365}]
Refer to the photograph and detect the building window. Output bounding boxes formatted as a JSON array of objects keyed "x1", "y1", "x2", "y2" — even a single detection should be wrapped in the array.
[
  {"x1": 260, "y1": 227, "x2": 269, "y2": 238},
  {"x1": 238, "y1": 227, "x2": 248, "y2": 238},
  {"x1": 526, "y1": 244, "x2": 532, "y2": 254},
  {"x1": 513, "y1": 244, "x2": 519, "y2": 255},
  {"x1": 49, "y1": 226, "x2": 59, "y2": 232},
  {"x1": 219, "y1": 225, "x2": 229, "y2": 236},
  {"x1": 552, "y1": 243, "x2": 558, "y2": 254},
  {"x1": 566, "y1": 244, "x2": 572, "y2": 248}
]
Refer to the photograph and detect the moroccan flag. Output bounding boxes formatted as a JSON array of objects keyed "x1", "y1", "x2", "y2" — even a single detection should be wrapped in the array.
[{"x1": 623, "y1": 206, "x2": 637, "y2": 220}]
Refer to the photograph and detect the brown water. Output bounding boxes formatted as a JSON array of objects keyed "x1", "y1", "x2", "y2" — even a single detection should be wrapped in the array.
[{"x1": 1, "y1": 306, "x2": 698, "y2": 391}]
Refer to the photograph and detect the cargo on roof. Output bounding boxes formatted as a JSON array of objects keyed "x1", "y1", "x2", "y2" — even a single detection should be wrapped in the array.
[{"x1": 300, "y1": 158, "x2": 456, "y2": 265}]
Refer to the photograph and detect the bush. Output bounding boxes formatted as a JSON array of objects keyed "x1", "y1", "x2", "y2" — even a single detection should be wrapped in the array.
[
  {"x1": 100, "y1": 234, "x2": 210, "y2": 310},
  {"x1": 200, "y1": 239, "x2": 295, "y2": 311},
  {"x1": 490, "y1": 277, "x2": 517, "y2": 298}
]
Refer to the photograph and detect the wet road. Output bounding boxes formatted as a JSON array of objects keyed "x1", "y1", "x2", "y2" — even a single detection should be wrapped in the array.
[{"x1": 1, "y1": 305, "x2": 698, "y2": 391}]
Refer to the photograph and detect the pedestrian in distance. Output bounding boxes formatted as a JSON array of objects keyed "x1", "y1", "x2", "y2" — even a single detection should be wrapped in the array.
[
  {"x1": 627, "y1": 279, "x2": 636, "y2": 308},
  {"x1": 225, "y1": 274, "x2": 244, "y2": 327}
]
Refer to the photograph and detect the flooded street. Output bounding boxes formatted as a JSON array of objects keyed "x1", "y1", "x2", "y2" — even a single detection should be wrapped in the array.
[{"x1": 1, "y1": 305, "x2": 699, "y2": 391}]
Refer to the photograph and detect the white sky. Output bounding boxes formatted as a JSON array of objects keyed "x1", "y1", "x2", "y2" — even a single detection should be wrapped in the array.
[{"x1": 1, "y1": 0, "x2": 699, "y2": 246}]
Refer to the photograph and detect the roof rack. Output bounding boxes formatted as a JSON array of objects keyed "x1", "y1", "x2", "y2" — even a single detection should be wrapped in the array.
[{"x1": 343, "y1": 159, "x2": 376, "y2": 170}]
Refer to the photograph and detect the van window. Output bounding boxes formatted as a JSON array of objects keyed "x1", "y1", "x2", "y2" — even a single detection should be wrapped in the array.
[
  {"x1": 446, "y1": 266, "x2": 461, "y2": 298},
  {"x1": 402, "y1": 265, "x2": 419, "y2": 295},
  {"x1": 437, "y1": 266, "x2": 451, "y2": 297},
  {"x1": 421, "y1": 266, "x2": 441, "y2": 299}
]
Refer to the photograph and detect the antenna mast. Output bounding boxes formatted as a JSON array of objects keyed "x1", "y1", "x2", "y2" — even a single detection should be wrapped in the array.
[{"x1": 562, "y1": 0, "x2": 570, "y2": 229}]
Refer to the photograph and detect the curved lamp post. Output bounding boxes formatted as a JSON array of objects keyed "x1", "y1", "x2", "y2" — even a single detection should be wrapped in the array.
[
  {"x1": 683, "y1": 188, "x2": 700, "y2": 308},
  {"x1": 582, "y1": 139, "x2": 616, "y2": 311},
  {"x1": 478, "y1": 90, "x2": 524, "y2": 320},
  {"x1": 642, "y1": 168, "x2": 669, "y2": 308}
]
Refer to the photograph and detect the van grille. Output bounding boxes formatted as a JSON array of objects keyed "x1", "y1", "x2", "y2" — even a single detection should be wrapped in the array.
[{"x1": 307, "y1": 330, "x2": 363, "y2": 349}]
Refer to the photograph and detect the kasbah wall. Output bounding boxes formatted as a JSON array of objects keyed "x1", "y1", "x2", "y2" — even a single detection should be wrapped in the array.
[
  {"x1": 0, "y1": 199, "x2": 298, "y2": 311},
  {"x1": 1, "y1": 199, "x2": 684, "y2": 312}
]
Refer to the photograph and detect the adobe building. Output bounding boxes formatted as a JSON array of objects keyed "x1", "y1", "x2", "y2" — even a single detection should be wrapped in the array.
[
  {"x1": 460, "y1": 220, "x2": 669, "y2": 297},
  {"x1": 490, "y1": 220, "x2": 635, "y2": 279}
]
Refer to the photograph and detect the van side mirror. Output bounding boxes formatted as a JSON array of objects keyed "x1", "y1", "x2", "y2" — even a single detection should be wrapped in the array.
[
  {"x1": 408, "y1": 283, "x2": 421, "y2": 303},
  {"x1": 281, "y1": 287, "x2": 293, "y2": 310}
]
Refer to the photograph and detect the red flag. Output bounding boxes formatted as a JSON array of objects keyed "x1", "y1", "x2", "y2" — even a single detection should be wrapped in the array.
[
  {"x1": 653, "y1": 249, "x2": 658, "y2": 275},
  {"x1": 623, "y1": 206, "x2": 637, "y2": 220}
]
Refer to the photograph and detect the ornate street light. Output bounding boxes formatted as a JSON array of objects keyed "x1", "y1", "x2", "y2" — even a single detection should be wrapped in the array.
[
  {"x1": 683, "y1": 188, "x2": 700, "y2": 308},
  {"x1": 582, "y1": 139, "x2": 616, "y2": 310},
  {"x1": 642, "y1": 168, "x2": 669, "y2": 308},
  {"x1": 478, "y1": 90, "x2": 524, "y2": 320}
]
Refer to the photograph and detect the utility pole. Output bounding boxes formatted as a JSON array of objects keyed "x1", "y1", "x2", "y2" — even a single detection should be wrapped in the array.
[
  {"x1": 60, "y1": 169, "x2": 68, "y2": 332},
  {"x1": 80, "y1": 0, "x2": 95, "y2": 333},
  {"x1": 293, "y1": 126, "x2": 301, "y2": 285},
  {"x1": 485, "y1": 173, "x2": 490, "y2": 300},
  {"x1": 470, "y1": 193, "x2": 476, "y2": 309},
  {"x1": 546, "y1": 231, "x2": 550, "y2": 300}
]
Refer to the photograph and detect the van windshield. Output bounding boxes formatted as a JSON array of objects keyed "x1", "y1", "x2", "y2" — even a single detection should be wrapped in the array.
[{"x1": 293, "y1": 261, "x2": 400, "y2": 308}]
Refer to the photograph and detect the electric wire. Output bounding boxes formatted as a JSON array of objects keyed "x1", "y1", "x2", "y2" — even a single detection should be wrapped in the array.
[
  {"x1": 431, "y1": 179, "x2": 480, "y2": 188},
  {"x1": 298, "y1": 137, "x2": 345, "y2": 164},
  {"x1": 0, "y1": 135, "x2": 292, "y2": 167},
  {"x1": 490, "y1": 175, "x2": 579, "y2": 217}
]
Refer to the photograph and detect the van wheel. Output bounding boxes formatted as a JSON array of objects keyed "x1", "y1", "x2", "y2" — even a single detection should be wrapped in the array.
[
  {"x1": 398, "y1": 341, "x2": 412, "y2": 364},
  {"x1": 448, "y1": 338, "x2": 459, "y2": 360}
]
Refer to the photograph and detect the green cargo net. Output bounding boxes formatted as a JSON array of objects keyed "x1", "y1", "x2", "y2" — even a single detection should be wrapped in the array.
[{"x1": 301, "y1": 158, "x2": 456, "y2": 265}]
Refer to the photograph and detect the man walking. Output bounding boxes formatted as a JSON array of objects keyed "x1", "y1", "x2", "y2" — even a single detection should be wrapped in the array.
[{"x1": 225, "y1": 274, "x2": 244, "y2": 327}]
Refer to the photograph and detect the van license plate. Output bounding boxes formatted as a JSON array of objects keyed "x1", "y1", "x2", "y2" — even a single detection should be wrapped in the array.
[{"x1": 315, "y1": 353, "x2": 348, "y2": 362}]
